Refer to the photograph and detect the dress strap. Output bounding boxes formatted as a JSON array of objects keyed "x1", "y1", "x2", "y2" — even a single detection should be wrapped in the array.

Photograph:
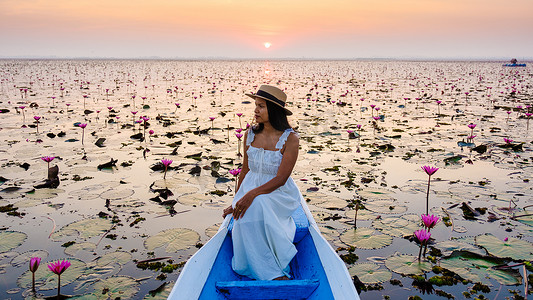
[
  {"x1": 275, "y1": 129, "x2": 294, "y2": 150},
  {"x1": 246, "y1": 128, "x2": 255, "y2": 146}
]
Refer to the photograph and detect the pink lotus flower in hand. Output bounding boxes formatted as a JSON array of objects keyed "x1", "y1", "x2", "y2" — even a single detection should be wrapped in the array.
[
  {"x1": 421, "y1": 214, "x2": 440, "y2": 229},
  {"x1": 48, "y1": 259, "x2": 70, "y2": 275},
  {"x1": 29, "y1": 257, "x2": 41, "y2": 273},
  {"x1": 421, "y1": 166, "x2": 438, "y2": 176}
]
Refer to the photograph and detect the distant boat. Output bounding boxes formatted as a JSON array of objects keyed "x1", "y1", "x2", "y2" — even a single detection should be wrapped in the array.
[
  {"x1": 503, "y1": 63, "x2": 526, "y2": 67},
  {"x1": 504, "y1": 59, "x2": 526, "y2": 67},
  {"x1": 168, "y1": 205, "x2": 360, "y2": 299}
]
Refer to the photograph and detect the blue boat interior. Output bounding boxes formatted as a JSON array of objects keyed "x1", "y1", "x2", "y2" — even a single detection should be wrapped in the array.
[{"x1": 198, "y1": 206, "x2": 335, "y2": 299}]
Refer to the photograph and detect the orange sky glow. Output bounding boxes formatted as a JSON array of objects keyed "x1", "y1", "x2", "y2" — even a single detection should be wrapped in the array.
[{"x1": 1, "y1": 0, "x2": 532, "y2": 59}]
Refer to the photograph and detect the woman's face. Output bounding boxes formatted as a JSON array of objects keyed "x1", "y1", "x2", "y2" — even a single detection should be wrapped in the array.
[{"x1": 254, "y1": 98, "x2": 269, "y2": 124}]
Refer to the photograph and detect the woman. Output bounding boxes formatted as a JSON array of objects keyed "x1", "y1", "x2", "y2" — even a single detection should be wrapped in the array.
[{"x1": 222, "y1": 84, "x2": 302, "y2": 281}]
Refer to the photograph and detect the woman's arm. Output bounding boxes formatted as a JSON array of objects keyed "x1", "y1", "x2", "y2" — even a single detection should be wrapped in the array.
[
  {"x1": 233, "y1": 132, "x2": 299, "y2": 220},
  {"x1": 223, "y1": 130, "x2": 250, "y2": 218}
]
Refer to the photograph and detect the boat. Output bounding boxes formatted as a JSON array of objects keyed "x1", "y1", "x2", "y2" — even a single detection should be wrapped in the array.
[
  {"x1": 168, "y1": 204, "x2": 360, "y2": 299},
  {"x1": 503, "y1": 59, "x2": 526, "y2": 67}
]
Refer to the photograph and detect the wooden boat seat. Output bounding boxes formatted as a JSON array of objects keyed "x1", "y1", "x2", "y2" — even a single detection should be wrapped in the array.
[
  {"x1": 227, "y1": 205, "x2": 310, "y2": 243},
  {"x1": 215, "y1": 279, "x2": 319, "y2": 300}
]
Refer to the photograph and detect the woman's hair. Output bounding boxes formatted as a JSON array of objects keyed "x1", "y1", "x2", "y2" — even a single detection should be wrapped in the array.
[{"x1": 252, "y1": 100, "x2": 291, "y2": 133}]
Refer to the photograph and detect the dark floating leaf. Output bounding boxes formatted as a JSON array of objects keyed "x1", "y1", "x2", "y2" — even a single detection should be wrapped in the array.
[
  {"x1": 95, "y1": 138, "x2": 106, "y2": 147},
  {"x1": 98, "y1": 159, "x2": 118, "y2": 170},
  {"x1": 130, "y1": 133, "x2": 143, "y2": 140},
  {"x1": 472, "y1": 144, "x2": 487, "y2": 154},
  {"x1": 216, "y1": 177, "x2": 231, "y2": 184},
  {"x1": 185, "y1": 152, "x2": 202, "y2": 161},
  {"x1": 444, "y1": 155, "x2": 465, "y2": 165},
  {"x1": 46, "y1": 132, "x2": 56, "y2": 138},
  {"x1": 20, "y1": 162, "x2": 30, "y2": 171},
  {"x1": 189, "y1": 165, "x2": 201, "y2": 176}
]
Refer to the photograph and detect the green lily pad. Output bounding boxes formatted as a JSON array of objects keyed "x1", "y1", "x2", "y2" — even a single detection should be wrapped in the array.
[
  {"x1": 17, "y1": 258, "x2": 87, "y2": 291},
  {"x1": 344, "y1": 209, "x2": 376, "y2": 221},
  {"x1": 143, "y1": 281, "x2": 174, "y2": 299},
  {"x1": 13, "y1": 198, "x2": 43, "y2": 208},
  {"x1": 372, "y1": 214, "x2": 420, "y2": 237},
  {"x1": 434, "y1": 240, "x2": 486, "y2": 257},
  {"x1": 348, "y1": 263, "x2": 392, "y2": 284},
  {"x1": 100, "y1": 188, "x2": 135, "y2": 200},
  {"x1": 10, "y1": 250, "x2": 48, "y2": 267},
  {"x1": 178, "y1": 193, "x2": 210, "y2": 206},
  {"x1": 65, "y1": 242, "x2": 96, "y2": 256},
  {"x1": 0, "y1": 231, "x2": 27, "y2": 253},
  {"x1": 475, "y1": 234, "x2": 533, "y2": 261},
  {"x1": 365, "y1": 200, "x2": 407, "y2": 214},
  {"x1": 358, "y1": 188, "x2": 394, "y2": 200},
  {"x1": 144, "y1": 228, "x2": 200, "y2": 252},
  {"x1": 514, "y1": 214, "x2": 533, "y2": 227},
  {"x1": 440, "y1": 251, "x2": 521, "y2": 285},
  {"x1": 205, "y1": 223, "x2": 221, "y2": 239},
  {"x1": 384, "y1": 254, "x2": 432, "y2": 275},
  {"x1": 26, "y1": 188, "x2": 65, "y2": 200},
  {"x1": 96, "y1": 251, "x2": 132, "y2": 267},
  {"x1": 93, "y1": 276, "x2": 139, "y2": 299},
  {"x1": 51, "y1": 218, "x2": 113, "y2": 240},
  {"x1": 313, "y1": 194, "x2": 349, "y2": 209},
  {"x1": 340, "y1": 227, "x2": 393, "y2": 249}
]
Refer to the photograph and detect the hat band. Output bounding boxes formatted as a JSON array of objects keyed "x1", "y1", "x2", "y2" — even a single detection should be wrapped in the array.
[{"x1": 256, "y1": 90, "x2": 285, "y2": 107}]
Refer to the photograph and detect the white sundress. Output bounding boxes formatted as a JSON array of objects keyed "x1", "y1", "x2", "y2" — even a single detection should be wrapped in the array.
[{"x1": 231, "y1": 128, "x2": 301, "y2": 281}]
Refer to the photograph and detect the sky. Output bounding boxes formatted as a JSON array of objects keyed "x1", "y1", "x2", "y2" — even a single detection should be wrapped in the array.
[{"x1": 1, "y1": 0, "x2": 532, "y2": 60}]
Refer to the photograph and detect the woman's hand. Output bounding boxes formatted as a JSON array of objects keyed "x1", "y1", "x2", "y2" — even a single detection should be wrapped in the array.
[
  {"x1": 233, "y1": 191, "x2": 256, "y2": 220},
  {"x1": 222, "y1": 205, "x2": 233, "y2": 218}
]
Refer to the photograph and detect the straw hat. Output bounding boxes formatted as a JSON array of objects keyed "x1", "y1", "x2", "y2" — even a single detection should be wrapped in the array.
[{"x1": 246, "y1": 85, "x2": 292, "y2": 115}]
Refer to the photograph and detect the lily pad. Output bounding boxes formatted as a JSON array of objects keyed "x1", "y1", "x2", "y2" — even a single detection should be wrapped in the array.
[
  {"x1": 475, "y1": 234, "x2": 533, "y2": 261},
  {"x1": 51, "y1": 218, "x2": 113, "y2": 240},
  {"x1": 65, "y1": 242, "x2": 96, "y2": 256},
  {"x1": 358, "y1": 188, "x2": 395, "y2": 200},
  {"x1": 344, "y1": 209, "x2": 377, "y2": 221},
  {"x1": 144, "y1": 228, "x2": 200, "y2": 252},
  {"x1": 93, "y1": 276, "x2": 140, "y2": 299},
  {"x1": 384, "y1": 254, "x2": 432, "y2": 275},
  {"x1": 372, "y1": 214, "x2": 421, "y2": 237},
  {"x1": 365, "y1": 200, "x2": 407, "y2": 214},
  {"x1": 348, "y1": 263, "x2": 392, "y2": 284},
  {"x1": 340, "y1": 227, "x2": 393, "y2": 249},
  {"x1": 434, "y1": 240, "x2": 486, "y2": 257},
  {"x1": 178, "y1": 193, "x2": 210, "y2": 206},
  {"x1": 17, "y1": 258, "x2": 87, "y2": 290},
  {"x1": 143, "y1": 281, "x2": 174, "y2": 299},
  {"x1": 100, "y1": 188, "x2": 135, "y2": 200},
  {"x1": 10, "y1": 250, "x2": 48, "y2": 267},
  {"x1": 96, "y1": 251, "x2": 132, "y2": 267},
  {"x1": 26, "y1": 188, "x2": 65, "y2": 200},
  {"x1": 0, "y1": 231, "x2": 27, "y2": 253},
  {"x1": 440, "y1": 251, "x2": 521, "y2": 285}
]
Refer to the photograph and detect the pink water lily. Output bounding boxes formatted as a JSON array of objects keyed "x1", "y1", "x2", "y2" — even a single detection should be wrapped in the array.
[
  {"x1": 414, "y1": 229, "x2": 431, "y2": 261},
  {"x1": 161, "y1": 158, "x2": 172, "y2": 179},
  {"x1": 421, "y1": 166, "x2": 438, "y2": 215},
  {"x1": 504, "y1": 138, "x2": 513, "y2": 144},
  {"x1": 421, "y1": 214, "x2": 440, "y2": 230},
  {"x1": 79, "y1": 123, "x2": 87, "y2": 145},
  {"x1": 235, "y1": 133, "x2": 243, "y2": 140},
  {"x1": 29, "y1": 257, "x2": 41, "y2": 292},
  {"x1": 229, "y1": 168, "x2": 241, "y2": 176},
  {"x1": 48, "y1": 259, "x2": 71, "y2": 297},
  {"x1": 41, "y1": 156, "x2": 55, "y2": 163},
  {"x1": 421, "y1": 166, "x2": 438, "y2": 176},
  {"x1": 467, "y1": 123, "x2": 476, "y2": 129}
]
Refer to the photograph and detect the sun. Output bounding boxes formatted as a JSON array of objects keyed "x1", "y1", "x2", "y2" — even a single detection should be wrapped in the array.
[{"x1": 264, "y1": 42, "x2": 271, "y2": 49}]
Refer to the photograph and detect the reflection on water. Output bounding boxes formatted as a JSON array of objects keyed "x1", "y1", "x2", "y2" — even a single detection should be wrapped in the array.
[{"x1": 0, "y1": 60, "x2": 531, "y2": 299}]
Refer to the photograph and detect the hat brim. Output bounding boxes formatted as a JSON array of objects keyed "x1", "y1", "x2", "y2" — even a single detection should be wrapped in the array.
[{"x1": 245, "y1": 93, "x2": 293, "y2": 116}]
